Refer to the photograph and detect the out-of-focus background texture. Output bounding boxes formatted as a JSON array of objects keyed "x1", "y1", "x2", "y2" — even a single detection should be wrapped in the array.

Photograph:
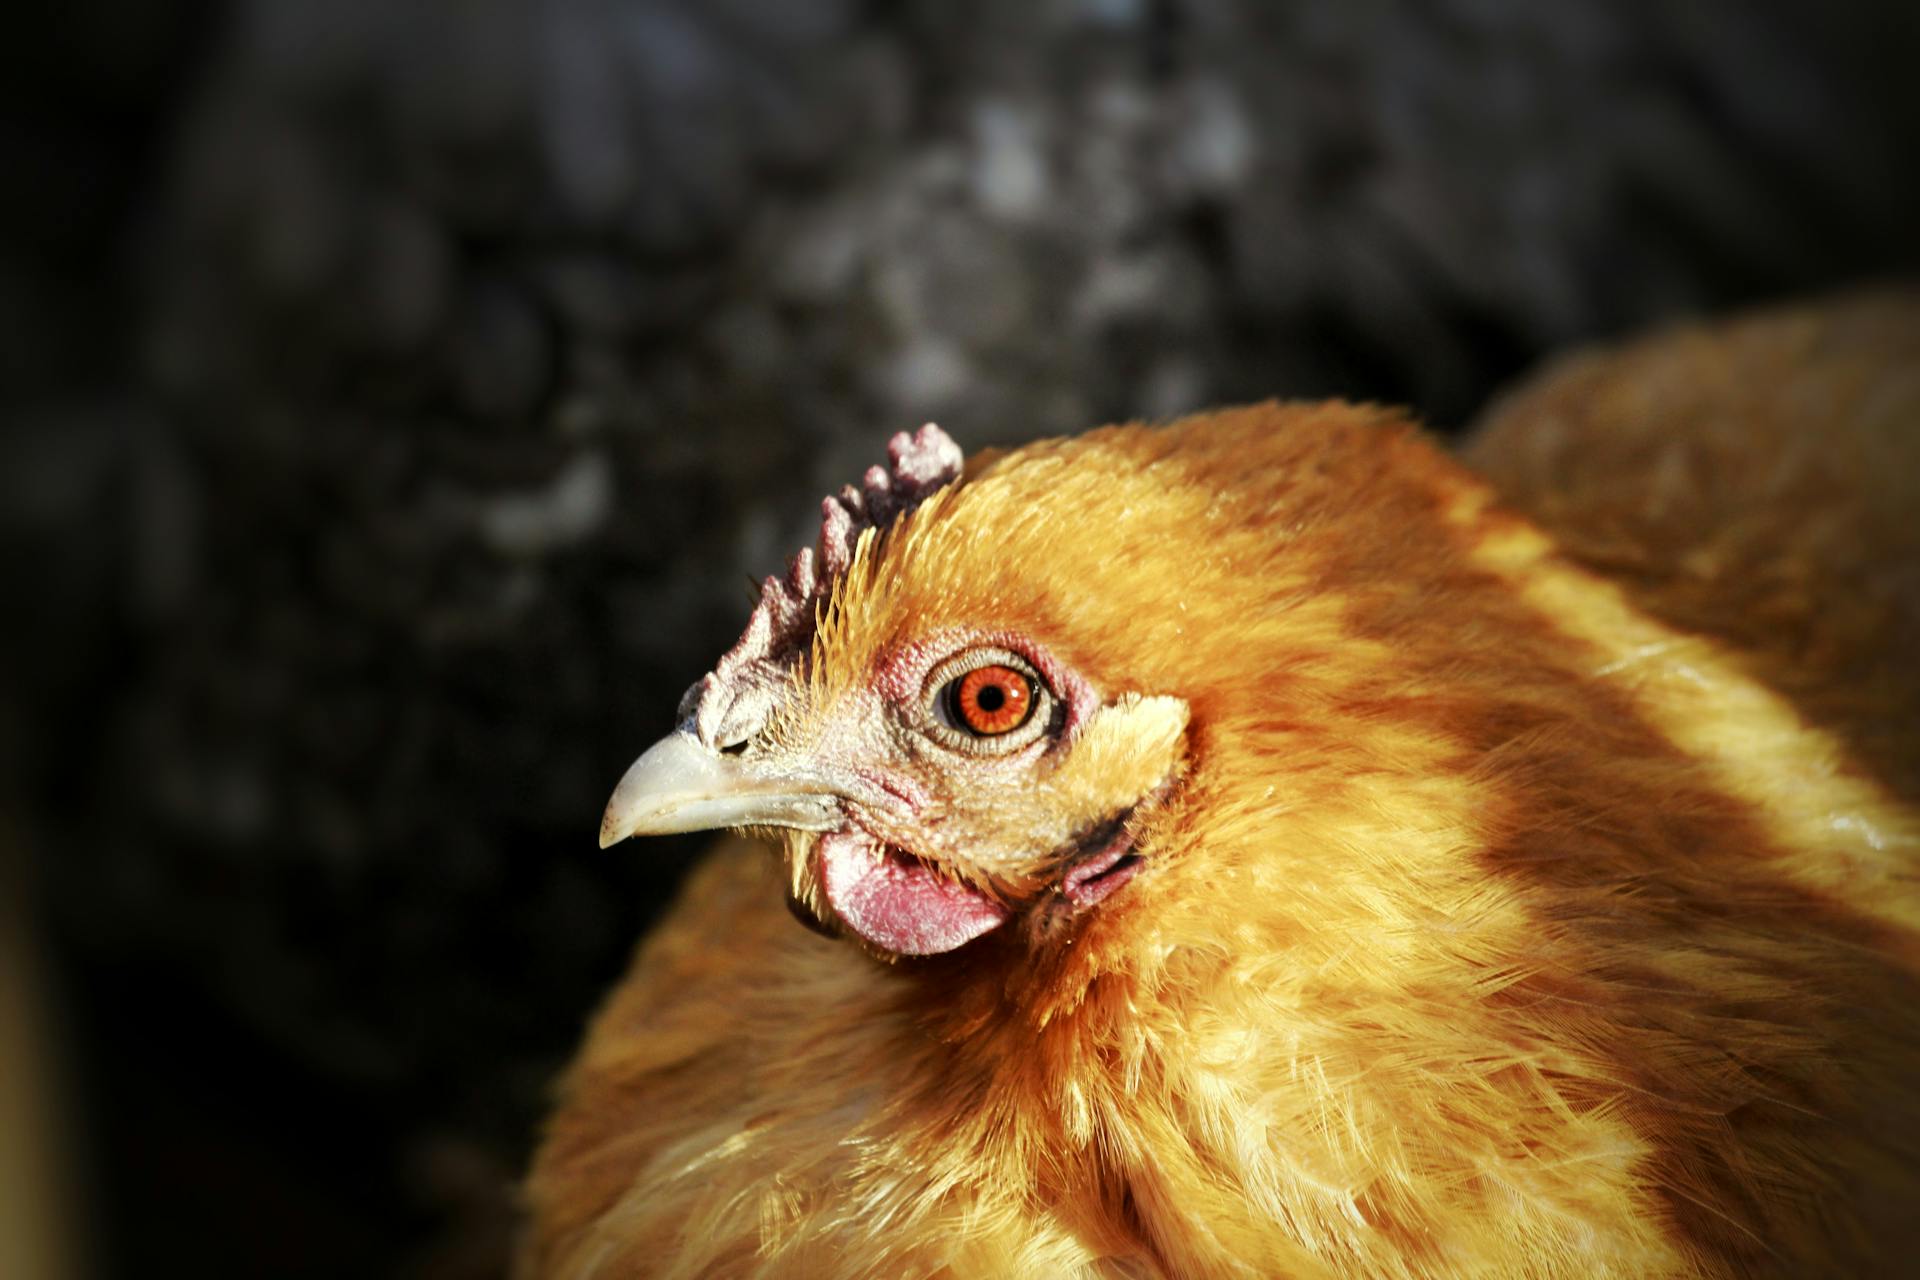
[{"x1": 3, "y1": 1, "x2": 1917, "y2": 1275}]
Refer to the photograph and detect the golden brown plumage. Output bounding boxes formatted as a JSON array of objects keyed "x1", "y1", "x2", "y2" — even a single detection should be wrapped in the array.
[{"x1": 523, "y1": 293, "x2": 1920, "y2": 1278}]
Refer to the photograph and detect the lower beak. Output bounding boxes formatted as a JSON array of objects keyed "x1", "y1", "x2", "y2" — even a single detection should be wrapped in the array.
[{"x1": 598, "y1": 732, "x2": 843, "y2": 848}]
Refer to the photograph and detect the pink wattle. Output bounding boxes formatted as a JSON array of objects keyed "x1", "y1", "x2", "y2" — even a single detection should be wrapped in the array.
[{"x1": 819, "y1": 831, "x2": 1009, "y2": 955}]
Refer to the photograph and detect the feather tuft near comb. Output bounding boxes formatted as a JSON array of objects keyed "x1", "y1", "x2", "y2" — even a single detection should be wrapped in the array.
[{"x1": 678, "y1": 423, "x2": 964, "y2": 749}]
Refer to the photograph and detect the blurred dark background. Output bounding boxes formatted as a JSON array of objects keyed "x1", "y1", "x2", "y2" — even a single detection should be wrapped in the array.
[{"x1": 2, "y1": 1, "x2": 1916, "y2": 1276}]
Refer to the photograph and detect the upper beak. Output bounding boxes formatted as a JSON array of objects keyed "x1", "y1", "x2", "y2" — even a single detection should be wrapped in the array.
[{"x1": 598, "y1": 732, "x2": 844, "y2": 848}]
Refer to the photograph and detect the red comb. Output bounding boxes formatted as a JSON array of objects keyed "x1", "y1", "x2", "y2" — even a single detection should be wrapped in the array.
[{"x1": 679, "y1": 423, "x2": 964, "y2": 748}]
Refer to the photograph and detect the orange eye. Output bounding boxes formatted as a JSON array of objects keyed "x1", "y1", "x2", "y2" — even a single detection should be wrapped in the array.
[{"x1": 951, "y1": 664, "x2": 1035, "y2": 736}]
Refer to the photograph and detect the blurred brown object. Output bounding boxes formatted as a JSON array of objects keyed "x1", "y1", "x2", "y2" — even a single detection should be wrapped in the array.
[{"x1": 1, "y1": 814, "x2": 80, "y2": 1280}]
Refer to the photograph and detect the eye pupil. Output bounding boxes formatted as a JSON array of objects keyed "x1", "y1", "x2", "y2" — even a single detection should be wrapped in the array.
[{"x1": 975, "y1": 684, "x2": 1006, "y2": 712}]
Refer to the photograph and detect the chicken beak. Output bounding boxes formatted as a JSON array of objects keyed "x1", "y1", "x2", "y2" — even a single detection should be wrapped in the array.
[{"x1": 598, "y1": 732, "x2": 843, "y2": 848}]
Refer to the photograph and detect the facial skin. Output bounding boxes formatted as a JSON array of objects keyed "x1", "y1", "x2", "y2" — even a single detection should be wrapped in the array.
[{"x1": 600, "y1": 617, "x2": 1189, "y2": 956}]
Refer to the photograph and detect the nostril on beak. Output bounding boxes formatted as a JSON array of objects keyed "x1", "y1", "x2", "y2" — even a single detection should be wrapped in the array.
[{"x1": 718, "y1": 739, "x2": 750, "y2": 756}]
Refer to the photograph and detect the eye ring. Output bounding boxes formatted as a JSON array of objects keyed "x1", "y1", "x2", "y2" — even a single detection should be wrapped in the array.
[{"x1": 920, "y1": 647, "x2": 1055, "y2": 756}]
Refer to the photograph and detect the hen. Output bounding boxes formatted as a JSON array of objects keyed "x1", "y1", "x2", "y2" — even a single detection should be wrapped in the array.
[{"x1": 523, "y1": 293, "x2": 1920, "y2": 1279}]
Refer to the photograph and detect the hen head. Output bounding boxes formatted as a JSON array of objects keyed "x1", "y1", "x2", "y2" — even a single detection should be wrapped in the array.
[{"x1": 599, "y1": 404, "x2": 1461, "y2": 962}]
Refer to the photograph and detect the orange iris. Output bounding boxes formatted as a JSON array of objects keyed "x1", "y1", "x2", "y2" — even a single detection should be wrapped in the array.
[{"x1": 954, "y1": 665, "x2": 1034, "y2": 736}]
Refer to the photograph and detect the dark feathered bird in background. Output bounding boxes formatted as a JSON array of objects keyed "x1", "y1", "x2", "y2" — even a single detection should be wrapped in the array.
[{"x1": 522, "y1": 293, "x2": 1920, "y2": 1278}]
